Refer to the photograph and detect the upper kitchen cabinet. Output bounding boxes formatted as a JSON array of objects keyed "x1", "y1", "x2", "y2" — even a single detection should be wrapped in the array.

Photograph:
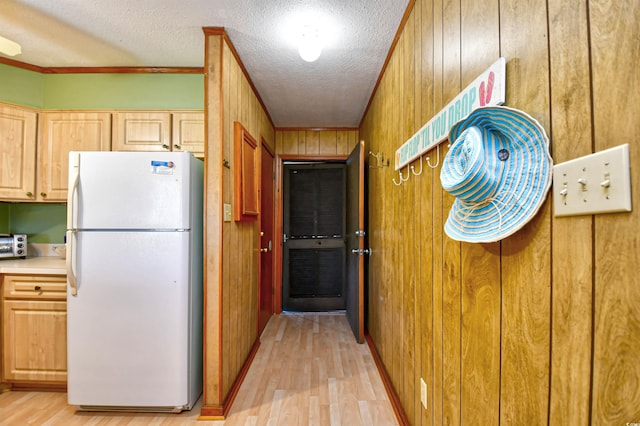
[
  {"x1": 0, "y1": 103, "x2": 37, "y2": 201},
  {"x1": 172, "y1": 112, "x2": 205, "y2": 158},
  {"x1": 38, "y1": 112, "x2": 112, "y2": 202},
  {"x1": 113, "y1": 111, "x2": 171, "y2": 152},
  {"x1": 113, "y1": 111, "x2": 204, "y2": 157}
]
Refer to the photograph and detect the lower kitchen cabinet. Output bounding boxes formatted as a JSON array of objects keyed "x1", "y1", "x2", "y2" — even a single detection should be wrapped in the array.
[{"x1": 1, "y1": 274, "x2": 67, "y2": 385}]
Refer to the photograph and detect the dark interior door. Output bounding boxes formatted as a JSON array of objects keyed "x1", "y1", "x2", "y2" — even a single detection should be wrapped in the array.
[
  {"x1": 282, "y1": 163, "x2": 346, "y2": 311},
  {"x1": 259, "y1": 144, "x2": 275, "y2": 336},
  {"x1": 346, "y1": 141, "x2": 366, "y2": 343}
]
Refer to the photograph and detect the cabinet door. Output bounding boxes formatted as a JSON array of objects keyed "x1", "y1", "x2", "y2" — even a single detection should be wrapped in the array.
[
  {"x1": 172, "y1": 112, "x2": 204, "y2": 157},
  {"x1": 3, "y1": 300, "x2": 67, "y2": 383},
  {"x1": 0, "y1": 104, "x2": 37, "y2": 200},
  {"x1": 38, "y1": 112, "x2": 112, "y2": 201},
  {"x1": 113, "y1": 111, "x2": 171, "y2": 152}
]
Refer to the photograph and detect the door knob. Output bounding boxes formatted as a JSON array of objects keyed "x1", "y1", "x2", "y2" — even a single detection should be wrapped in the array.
[{"x1": 260, "y1": 248, "x2": 268, "y2": 252}]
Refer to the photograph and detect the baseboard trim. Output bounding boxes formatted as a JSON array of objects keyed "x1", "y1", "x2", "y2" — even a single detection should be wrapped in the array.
[
  {"x1": 198, "y1": 405, "x2": 224, "y2": 419},
  {"x1": 365, "y1": 332, "x2": 410, "y2": 426},
  {"x1": 3, "y1": 382, "x2": 66, "y2": 392},
  {"x1": 222, "y1": 338, "x2": 261, "y2": 416},
  {"x1": 199, "y1": 337, "x2": 261, "y2": 419}
]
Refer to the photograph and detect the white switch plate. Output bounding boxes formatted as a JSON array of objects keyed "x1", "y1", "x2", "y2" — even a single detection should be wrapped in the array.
[
  {"x1": 420, "y1": 378, "x2": 427, "y2": 409},
  {"x1": 553, "y1": 144, "x2": 632, "y2": 216}
]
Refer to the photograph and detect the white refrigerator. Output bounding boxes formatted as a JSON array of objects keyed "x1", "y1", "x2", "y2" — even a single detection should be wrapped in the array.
[{"x1": 66, "y1": 151, "x2": 203, "y2": 413}]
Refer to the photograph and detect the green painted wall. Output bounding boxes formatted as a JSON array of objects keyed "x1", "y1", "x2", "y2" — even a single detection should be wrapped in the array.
[
  {"x1": 42, "y1": 73, "x2": 204, "y2": 110},
  {"x1": 0, "y1": 203, "x2": 65, "y2": 243},
  {"x1": 0, "y1": 203, "x2": 9, "y2": 234},
  {"x1": 5, "y1": 203, "x2": 66, "y2": 244},
  {"x1": 0, "y1": 64, "x2": 204, "y2": 110},
  {"x1": 0, "y1": 63, "x2": 45, "y2": 108}
]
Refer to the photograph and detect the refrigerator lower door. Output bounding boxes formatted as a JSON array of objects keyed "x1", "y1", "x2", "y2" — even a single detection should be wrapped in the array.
[{"x1": 67, "y1": 230, "x2": 198, "y2": 411}]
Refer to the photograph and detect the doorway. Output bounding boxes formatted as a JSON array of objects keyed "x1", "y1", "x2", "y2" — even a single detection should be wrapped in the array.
[
  {"x1": 275, "y1": 142, "x2": 366, "y2": 342},
  {"x1": 282, "y1": 163, "x2": 346, "y2": 311}
]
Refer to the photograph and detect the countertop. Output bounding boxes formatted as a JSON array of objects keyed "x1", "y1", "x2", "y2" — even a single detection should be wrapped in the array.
[{"x1": 0, "y1": 256, "x2": 66, "y2": 275}]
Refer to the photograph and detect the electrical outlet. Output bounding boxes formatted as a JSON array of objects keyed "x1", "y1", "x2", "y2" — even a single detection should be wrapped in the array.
[
  {"x1": 420, "y1": 378, "x2": 427, "y2": 409},
  {"x1": 51, "y1": 244, "x2": 66, "y2": 258},
  {"x1": 553, "y1": 144, "x2": 632, "y2": 216}
]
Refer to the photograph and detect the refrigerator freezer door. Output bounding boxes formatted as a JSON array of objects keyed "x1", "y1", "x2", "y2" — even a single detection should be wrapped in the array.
[
  {"x1": 69, "y1": 151, "x2": 196, "y2": 230},
  {"x1": 67, "y1": 230, "x2": 194, "y2": 408}
]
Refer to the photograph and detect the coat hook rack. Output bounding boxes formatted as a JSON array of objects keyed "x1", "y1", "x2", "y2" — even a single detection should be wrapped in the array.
[{"x1": 369, "y1": 151, "x2": 390, "y2": 168}]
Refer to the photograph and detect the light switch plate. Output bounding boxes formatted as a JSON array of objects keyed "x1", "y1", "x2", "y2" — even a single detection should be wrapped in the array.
[
  {"x1": 553, "y1": 144, "x2": 632, "y2": 216},
  {"x1": 223, "y1": 203, "x2": 232, "y2": 222}
]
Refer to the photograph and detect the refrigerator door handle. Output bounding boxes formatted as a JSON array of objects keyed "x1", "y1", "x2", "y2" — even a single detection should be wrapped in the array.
[
  {"x1": 66, "y1": 230, "x2": 77, "y2": 296},
  {"x1": 67, "y1": 152, "x2": 80, "y2": 296},
  {"x1": 67, "y1": 152, "x2": 80, "y2": 229}
]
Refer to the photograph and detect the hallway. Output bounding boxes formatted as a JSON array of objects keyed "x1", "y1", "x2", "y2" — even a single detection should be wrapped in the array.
[
  {"x1": 220, "y1": 312, "x2": 398, "y2": 425},
  {"x1": 0, "y1": 313, "x2": 398, "y2": 425}
]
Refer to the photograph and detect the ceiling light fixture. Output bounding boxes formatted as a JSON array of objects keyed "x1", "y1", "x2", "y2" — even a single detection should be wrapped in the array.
[
  {"x1": 0, "y1": 35, "x2": 22, "y2": 57},
  {"x1": 298, "y1": 26, "x2": 322, "y2": 62}
]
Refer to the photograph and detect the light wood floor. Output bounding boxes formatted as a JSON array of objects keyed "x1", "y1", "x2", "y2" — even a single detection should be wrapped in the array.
[{"x1": 0, "y1": 312, "x2": 398, "y2": 425}]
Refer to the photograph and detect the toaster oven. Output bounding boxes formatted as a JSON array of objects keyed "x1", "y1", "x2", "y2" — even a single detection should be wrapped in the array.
[{"x1": 0, "y1": 234, "x2": 27, "y2": 258}]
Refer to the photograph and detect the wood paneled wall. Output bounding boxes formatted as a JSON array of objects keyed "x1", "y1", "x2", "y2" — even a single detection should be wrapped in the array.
[
  {"x1": 203, "y1": 30, "x2": 275, "y2": 414},
  {"x1": 275, "y1": 129, "x2": 359, "y2": 157},
  {"x1": 359, "y1": 0, "x2": 640, "y2": 425}
]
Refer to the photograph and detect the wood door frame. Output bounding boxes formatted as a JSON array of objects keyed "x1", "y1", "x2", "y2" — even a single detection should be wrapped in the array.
[{"x1": 274, "y1": 154, "x2": 349, "y2": 314}]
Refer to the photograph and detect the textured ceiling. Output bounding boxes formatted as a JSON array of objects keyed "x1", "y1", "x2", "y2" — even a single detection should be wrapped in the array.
[{"x1": 0, "y1": 0, "x2": 410, "y2": 128}]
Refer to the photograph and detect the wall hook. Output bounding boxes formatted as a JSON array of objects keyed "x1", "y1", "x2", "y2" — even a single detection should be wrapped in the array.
[
  {"x1": 369, "y1": 150, "x2": 389, "y2": 168},
  {"x1": 400, "y1": 165, "x2": 410, "y2": 182},
  {"x1": 411, "y1": 156, "x2": 423, "y2": 175},
  {"x1": 426, "y1": 145, "x2": 440, "y2": 169},
  {"x1": 392, "y1": 171, "x2": 403, "y2": 186}
]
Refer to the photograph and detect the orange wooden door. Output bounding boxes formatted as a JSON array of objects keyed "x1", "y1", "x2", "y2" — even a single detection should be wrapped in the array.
[
  {"x1": 259, "y1": 144, "x2": 275, "y2": 335},
  {"x1": 346, "y1": 140, "x2": 366, "y2": 343}
]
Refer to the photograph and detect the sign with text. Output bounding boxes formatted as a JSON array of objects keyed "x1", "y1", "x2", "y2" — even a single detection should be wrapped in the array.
[{"x1": 394, "y1": 57, "x2": 506, "y2": 170}]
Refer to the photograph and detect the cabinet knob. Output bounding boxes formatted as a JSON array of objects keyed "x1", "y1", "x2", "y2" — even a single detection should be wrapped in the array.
[
  {"x1": 162, "y1": 144, "x2": 170, "y2": 150},
  {"x1": 34, "y1": 285, "x2": 41, "y2": 291},
  {"x1": 26, "y1": 192, "x2": 33, "y2": 197},
  {"x1": 174, "y1": 144, "x2": 182, "y2": 150},
  {"x1": 40, "y1": 192, "x2": 47, "y2": 198}
]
